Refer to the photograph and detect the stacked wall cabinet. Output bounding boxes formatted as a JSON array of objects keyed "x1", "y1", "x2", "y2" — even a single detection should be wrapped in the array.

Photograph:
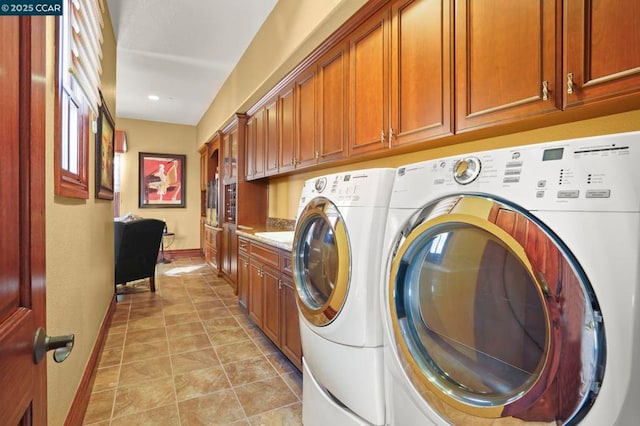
[{"x1": 241, "y1": 0, "x2": 640, "y2": 181}]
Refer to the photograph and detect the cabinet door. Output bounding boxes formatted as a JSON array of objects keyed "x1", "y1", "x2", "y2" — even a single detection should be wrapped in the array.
[
  {"x1": 221, "y1": 225, "x2": 231, "y2": 276},
  {"x1": 280, "y1": 274, "x2": 302, "y2": 370},
  {"x1": 262, "y1": 267, "x2": 281, "y2": 344},
  {"x1": 248, "y1": 261, "x2": 263, "y2": 326},
  {"x1": 279, "y1": 85, "x2": 296, "y2": 173},
  {"x1": 244, "y1": 116, "x2": 256, "y2": 180},
  {"x1": 390, "y1": 0, "x2": 453, "y2": 147},
  {"x1": 296, "y1": 68, "x2": 318, "y2": 168},
  {"x1": 229, "y1": 127, "x2": 238, "y2": 181},
  {"x1": 455, "y1": 0, "x2": 560, "y2": 132},
  {"x1": 199, "y1": 147, "x2": 207, "y2": 191},
  {"x1": 318, "y1": 42, "x2": 349, "y2": 162},
  {"x1": 265, "y1": 100, "x2": 279, "y2": 176},
  {"x1": 254, "y1": 108, "x2": 266, "y2": 178},
  {"x1": 229, "y1": 227, "x2": 237, "y2": 290},
  {"x1": 349, "y1": 7, "x2": 391, "y2": 156},
  {"x1": 564, "y1": 0, "x2": 640, "y2": 108},
  {"x1": 238, "y1": 253, "x2": 250, "y2": 309}
]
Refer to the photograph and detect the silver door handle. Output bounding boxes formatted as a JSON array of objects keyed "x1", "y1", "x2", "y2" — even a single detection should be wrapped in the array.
[{"x1": 33, "y1": 327, "x2": 75, "y2": 363}]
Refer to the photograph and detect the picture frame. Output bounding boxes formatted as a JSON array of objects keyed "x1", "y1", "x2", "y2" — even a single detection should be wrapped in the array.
[
  {"x1": 95, "y1": 94, "x2": 115, "y2": 200},
  {"x1": 139, "y1": 152, "x2": 186, "y2": 208}
]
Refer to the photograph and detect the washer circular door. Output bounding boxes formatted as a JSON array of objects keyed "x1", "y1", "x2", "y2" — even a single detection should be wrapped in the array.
[
  {"x1": 293, "y1": 197, "x2": 350, "y2": 326},
  {"x1": 388, "y1": 195, "x2": 605, "y2": 425}
]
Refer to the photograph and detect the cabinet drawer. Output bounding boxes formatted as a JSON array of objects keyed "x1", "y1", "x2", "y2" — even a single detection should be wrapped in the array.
[
  {"x1": 280, "y1": 251, "x2": 293, "y2": 275},
  {"x1": 250, "y1": 242, "x2": 279, "y2": 268},
  {"x1": 238, "y1": 237, "x2": 250, "y2": 254}
]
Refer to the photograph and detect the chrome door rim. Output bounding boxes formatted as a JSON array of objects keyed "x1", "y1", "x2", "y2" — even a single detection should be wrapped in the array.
[
  {"x1": 293, "y1": 197, "x2": 350, "y2": 327},
  {"x1": 388, "y1": 194, "x2": 605, "y2": 424}
]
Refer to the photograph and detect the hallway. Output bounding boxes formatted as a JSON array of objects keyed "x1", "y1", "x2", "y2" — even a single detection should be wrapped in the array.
[{"x1": 82, "y1": 257, "x2": 302, "y2": 425}]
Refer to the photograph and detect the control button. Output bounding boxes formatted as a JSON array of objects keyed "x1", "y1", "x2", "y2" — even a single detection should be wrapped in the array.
[
  {"x1": 586, "y1": 189, "x2": 611, "y2": 198},
  {"x1": 537, "y1": 180, "x2": 547, "y2": 188},
  {"x1": 536, "y1": 190, "x2": 545, "y2": 198},
  {"x1": 504, "y1": 169, "x2": 521, "y2": 176},
  {"x1": 453, "y1": 157, "x2": 482, "y2": 185},
  {"x1": 503, "y1": 176, "x2": 520, "y2": 183},
  {"x1": 557, "y1": 190, "x2": 579, "y2": 198},
  {"x1": 506, "y1": 161, "x2": 523, "y2": 168}
]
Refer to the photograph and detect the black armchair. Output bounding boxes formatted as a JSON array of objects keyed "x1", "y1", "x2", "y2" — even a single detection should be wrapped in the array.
[{"x1": 114, "y1": 218, "x2": 165, "y2": 293}]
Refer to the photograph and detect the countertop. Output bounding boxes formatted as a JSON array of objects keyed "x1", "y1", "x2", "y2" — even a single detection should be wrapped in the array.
[{"x1": 236, "y1": 226, "x2": 293, "y2": 252}]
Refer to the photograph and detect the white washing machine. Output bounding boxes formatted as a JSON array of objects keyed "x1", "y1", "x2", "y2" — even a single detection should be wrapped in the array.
[
  {"x1": 380, "y1": 132, "x2": 640, "y2": 425},
  {"x1": 292, "y1": 168, "x2": 396, "y2": 425}
]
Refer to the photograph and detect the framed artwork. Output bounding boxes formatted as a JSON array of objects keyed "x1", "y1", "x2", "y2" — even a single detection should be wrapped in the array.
[
  {"x1": 139, "y1": 152, "x2": 186, "y2": 208},
  {"x1": 95, "y1": 94, "x2": 115, "y2": 200}
]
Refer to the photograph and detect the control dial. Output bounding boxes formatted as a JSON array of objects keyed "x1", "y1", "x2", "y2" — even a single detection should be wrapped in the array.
[
  {"x1": 453, "y1": 157, "x2": 482, "y2": 185},
  {"x1": 314, "y1": 177, "x2": 327, "y2": 193}
]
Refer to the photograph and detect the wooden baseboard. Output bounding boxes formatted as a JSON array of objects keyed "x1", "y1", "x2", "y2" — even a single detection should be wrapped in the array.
[
  {"x1": 163, "y1": 248, "x2": 202, "y2": 260},
  {"x1": 64, "y1": 296, "x2": 116, "y2": 426}
]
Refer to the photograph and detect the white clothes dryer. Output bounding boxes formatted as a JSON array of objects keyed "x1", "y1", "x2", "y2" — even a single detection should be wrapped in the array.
[
  {"x1": 380, "y1": 132, "x2": 640, "y2": 425},
  {"x1": 292, "y1": 168, "x2": 396, "y2": 425}
]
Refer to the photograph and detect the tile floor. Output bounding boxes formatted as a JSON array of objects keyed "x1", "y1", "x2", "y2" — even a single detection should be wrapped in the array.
[{"x1": 83, "y1": 257, "x2": 302, "y2": 425}]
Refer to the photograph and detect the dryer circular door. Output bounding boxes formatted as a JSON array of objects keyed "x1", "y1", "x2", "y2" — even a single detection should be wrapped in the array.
[
  {"x1": 387, "y1": 195, "x2": 605, "y2": 425},
  {"x1": 293, "y1": 197, "x2": 350, "y2": 327}
]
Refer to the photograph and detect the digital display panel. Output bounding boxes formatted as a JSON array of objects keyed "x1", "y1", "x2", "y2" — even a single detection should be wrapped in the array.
[{"x1": 542, "y1": 147, "x2": 564, "y2": 161}]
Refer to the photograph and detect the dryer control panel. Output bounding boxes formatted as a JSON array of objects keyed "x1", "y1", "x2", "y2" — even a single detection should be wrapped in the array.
[
  {"x1": 296, "y1": 168, "x2": 396, "y2": 218},
  {"x1": 392, "y1": 131, "x2": 640, "y2": 212}
]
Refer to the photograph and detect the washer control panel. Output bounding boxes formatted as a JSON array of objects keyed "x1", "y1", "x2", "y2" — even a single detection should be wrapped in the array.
[{"x1": 453, "y1": 157, "x2": 482, "y2": 185}]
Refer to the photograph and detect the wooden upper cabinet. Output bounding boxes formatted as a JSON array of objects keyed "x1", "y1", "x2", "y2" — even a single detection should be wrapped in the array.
[
  {"x1": 564, "y1": 0, "x2": 640, "y2": 108},
  {"x1": 318, "y1": 42, "x2": 349, "y2": 162},
  {"x1": 349, "y1": 7, "x2": 390, "y2": 156},
  {"x1": 296, "y1": 68, "x2": 319, "y2": 167},
  {"x1": 279, "y1": 84, "x2": 296, "y2": 173},
  {"x1": 222, "y1": 129, "x2": 237, "y2": 185},
  {"x1": 390, "y1": 0, "x2": 453, "y2": 146},
  {"x1": 265, "y1": 100, "x2": 279, "y2": 176},
  {"x1": 254, "y1": 108, "x2": 266, "y2": 179},
  {"x1": 244, "y1": 116, "x2": 256, "y2": 180},
  {"x1": 199, "y1": 145, "x2": 208, "y2": 191},
  {"x1": 246, "y1": 108, "x2": 267, "y2": 180},
  {"x1": 455, "y1": 0, "x2": 560, "y2": 132}
]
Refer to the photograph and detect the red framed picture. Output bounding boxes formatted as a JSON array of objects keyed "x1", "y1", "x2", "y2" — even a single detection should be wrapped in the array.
[{"x1": 138, "y1": 152, "x2": 186, "y2": 208}]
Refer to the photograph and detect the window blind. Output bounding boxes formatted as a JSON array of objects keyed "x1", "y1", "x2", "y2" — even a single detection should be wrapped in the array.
[{"x1": 68, "y1": 0, "x2": 104, "y2": 114}]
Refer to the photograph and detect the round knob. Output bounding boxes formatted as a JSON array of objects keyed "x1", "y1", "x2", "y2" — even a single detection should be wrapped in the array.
[
  {"x1": 314, "y1": 177, "x2": 327, "y2": 193},
  {"x1": 453, "y1": 157, "x2": 481, "y2": 185}
]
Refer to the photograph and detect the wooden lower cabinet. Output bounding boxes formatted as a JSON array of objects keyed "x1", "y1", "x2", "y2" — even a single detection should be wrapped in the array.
[
  {"x1": 238, "y1": 236, "x2": 302, "y2": 370},
  {"x1": 279, "y1": 273, "x2": 302, "y2": 369},
  {"x1": 262, "y1": 265, "x2": 281, "y2": 344},
  {"x1": 237, "y1": 252, "x2": 249, "y2": 309},
  {"x1": 203, "y1": 225, "x2": 221, "y2": 273},
  {"x1": 248, "y1": 260, "x2": 264, "y2": 327}
]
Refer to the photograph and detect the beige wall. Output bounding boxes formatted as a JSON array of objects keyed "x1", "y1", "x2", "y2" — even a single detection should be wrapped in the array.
[
  {"x1": 268, "y1": 109, "x2": 640, "y2": 219},
  {"x1": 44, "y1": 4, "x2": 118, "y2": 424},
  {"x1": 116, "y1": 118, "x2": 200, "y2": 250}
]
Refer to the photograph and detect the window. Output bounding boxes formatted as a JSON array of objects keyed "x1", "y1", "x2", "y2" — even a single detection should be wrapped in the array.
[{"x1": 54, "y1": 0, "x2": 103, "y2": 198}]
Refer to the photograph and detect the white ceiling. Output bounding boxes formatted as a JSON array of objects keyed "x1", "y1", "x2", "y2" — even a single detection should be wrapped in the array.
[{"x1": 106, "y1": 0, "x2": 278, "y2": 126}]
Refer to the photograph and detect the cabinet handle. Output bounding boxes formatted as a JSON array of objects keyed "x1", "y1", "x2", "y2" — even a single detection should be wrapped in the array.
[
  {"x1": 542, "y1": 81, "x2": 549, "y2": 101},
  {"x1": 278, "y1": 280, "x2": 282, "y2": 290},
  {"x1": 290, "y1": 158, "x2": 295, "y2": 166},
  {"x1": 381, "y1": 130, "x2": 386, "y2": 143},
  {"x1": 315, "y1": 151, "x2": 319, "y2": 160},
  {"x1": 389, "y1": 128, "x2": 395, "y2": 141},
  {"x1": 567, "y1": 73, "x2": 575, "y2": 94}
]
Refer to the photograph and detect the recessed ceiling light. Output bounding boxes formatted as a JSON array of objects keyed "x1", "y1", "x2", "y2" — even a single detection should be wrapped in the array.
[{"x1": 148, "y1": 95, "x2": 159, "y2": 101}]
